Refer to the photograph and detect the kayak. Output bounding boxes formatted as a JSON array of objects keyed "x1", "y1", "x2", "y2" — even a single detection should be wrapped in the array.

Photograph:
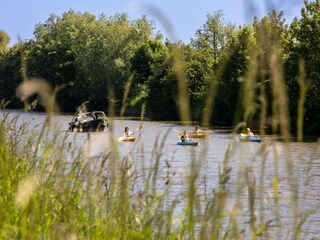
[
  {"x1": 122, "y1": 136, "x2": 136, "y2": 142},
  {"x1": 117, "y1": 136, "x2": 136, "y2": 142},
  {"x1": 176, "y1": 130, "x2": 206, "y2": 139},
  {"x1": 68, "y1": 111, "x2": 109, "y2": 132},
  {"x1": 188, "y1": 133, "x2": 206, "y2": 139},
  {"x1": 177, "y1": 140, "x2": 198, "y2": 146},
  {"x1": 239, "y1": 135, "x2": 262, "y2": 143}
]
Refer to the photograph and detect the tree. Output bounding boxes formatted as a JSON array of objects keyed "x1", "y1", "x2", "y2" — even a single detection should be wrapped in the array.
[
  {"x1": 191, "y1": 11, "x2": 236, "y2": 61},
  {"x1": 24, "y1": 11, "x2": 157, "y2": 112},
  {"x1": 0, "y1": 43, "x2": 26, "y2": 108},
  {"x1": 285, "y1": 0, "x2": 320, "y2": 132},
  {"x1": 183, "y1": 45, "x2": 214, "y2": 120},
  {"x1": 27, "y1": 11, "x2": 85, "y2": 111},
  {"x1": 0, "y1": 30, "x2": 10, "y2": 55},
  {"x1": 147, "y1": 57, "x2": 179, "y2": 120},
  {"x1": 130, "y1": 39, "x2": 167, "y2": 110},
  {"x1": 74, "y1": 13, "x2": 156, "y2": 111},
  {"x1": 250, "y1": 10, "x2": 290, "y2": 132},
  {"x1": 213, "y1": 26, "x2": 253, "y2": 126}
]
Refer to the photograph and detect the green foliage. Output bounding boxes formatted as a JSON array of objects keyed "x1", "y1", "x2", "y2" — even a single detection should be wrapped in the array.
[
  {"x1": 191, "y1": 10, "x2": 236, "y2": 61},
  {"x1": 213, "y1": 26, "x2": 252, "y2": 125},
  {"x1": 248, "y1": 13, "x2": 286, "y2": 131},
  {"x1": 0, "y1": 30, "x2": 10, "y2": 54},
  {"x1": 0, "y1": 44, "x2": 25, "y2": 108},
  {"x1": 183, "y1": 46, "x2": 214, "y2": 120},
  {"x1": 0, "y1": 11, "x2": 157, "y2": 113},
  {"x1": 131, "y1": 39, "x2": 167, "y2": 86},
  {"x1": 129, "y1": 39, "x2": 168, "y2": 110},
  {"x1": 73, "y1": 13, "x2": 156, "y2": 111},
  {"x1": 147, "y1": 54, "x2": 179, "y2": 120},
  {"x1": 284, "y1": 0, "x2": 320, "y2": 132}
]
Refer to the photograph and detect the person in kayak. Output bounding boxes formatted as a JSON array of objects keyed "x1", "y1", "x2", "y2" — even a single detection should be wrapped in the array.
[
  {"x1": 246, "y1": 128, "x2": 254, "y2": 137},
  {"x1": 181, "y1": 130, "x2": 190, "y2": 141},
  {"x1": 124, "y1": 127, "x2": 135, "y2": 137},
  {"x1": 192, "y1": 125, "x2": 203, "y2": 134}
]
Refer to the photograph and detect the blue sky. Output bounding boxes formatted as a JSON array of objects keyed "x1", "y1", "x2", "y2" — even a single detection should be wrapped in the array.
[{"x1": 0, "y1": 0, "x2": 305, "y2": 46}]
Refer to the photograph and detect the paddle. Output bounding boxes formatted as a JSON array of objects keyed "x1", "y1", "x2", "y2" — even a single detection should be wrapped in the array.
[
  {"x1": 173, "y1": 128, "x2": 182, "y2": 135},
  {"x1": 203, "y1": 129, "x2": 214, "y2": 133},
  {"x1": 135, "y1": 125, "x2": 143, "y2": 131}
]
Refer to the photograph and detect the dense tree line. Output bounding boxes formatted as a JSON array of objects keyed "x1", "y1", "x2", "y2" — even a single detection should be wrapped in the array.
[{"x1": 0, "y1": 2, "x2": 320, "y2": 133}]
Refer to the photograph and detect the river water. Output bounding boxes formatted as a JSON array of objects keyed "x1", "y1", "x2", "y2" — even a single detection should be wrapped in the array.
[{"x1": 2, "y1": 110, "x2": 320, "y2": 239}]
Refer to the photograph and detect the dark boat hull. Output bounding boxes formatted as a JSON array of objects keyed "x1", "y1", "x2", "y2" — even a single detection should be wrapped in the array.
[
  {"x1": 69, "y1": 111, "x2": 109, "y2": 132},
  {"x1": 69, "y1": 121, "x2": 107, "y2": 132}
]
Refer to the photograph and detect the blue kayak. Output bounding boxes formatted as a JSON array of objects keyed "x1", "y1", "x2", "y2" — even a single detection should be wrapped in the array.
[
  {"x1": 240, "y1": 136, "x2": 262, "y2": 143},
  {"x1": 177, "y1": 140, "x2": 199, "y2": 146}
]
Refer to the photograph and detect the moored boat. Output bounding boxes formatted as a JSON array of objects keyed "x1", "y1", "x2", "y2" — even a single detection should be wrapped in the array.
[{"x1": 69, "y1": 111, "x2": 109, "y2": 132}]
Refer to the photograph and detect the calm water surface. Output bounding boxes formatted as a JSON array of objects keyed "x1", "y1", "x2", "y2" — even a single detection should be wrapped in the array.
[{"x1": 3, "y1": 111, "x2": 320, "y2": 238}]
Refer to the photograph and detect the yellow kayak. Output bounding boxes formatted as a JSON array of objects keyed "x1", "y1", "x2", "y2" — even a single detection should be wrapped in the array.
[
  {"x1": 117, "y1": 136, "x2": 136, "y2": 142},
  {"x1": 188, "y1": 133, "x2": 206, "y2": 139},
  {"x1": 175, "y1": 129, "x2": 206, "y2": 139},
  {"x1": 122, "y1": 136, "x2": 136, "y2": 142}
]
